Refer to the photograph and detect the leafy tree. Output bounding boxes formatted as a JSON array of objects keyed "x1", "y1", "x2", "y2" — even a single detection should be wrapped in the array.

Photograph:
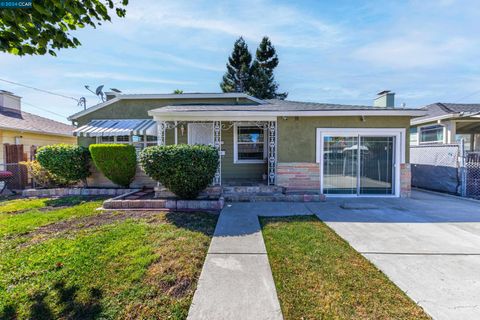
[
  {"x1": 249, "y1": 36, "x2": 287, "y2": 99},
  {"x1": 220, "y1": 37, "x2": 252, "y2": 93},
  {"x1": 0, "y1": 0, "x2": 128, "y2": 56},
  {"x1": 173, "y1": 89, "x2": 184, "y2": 94}
]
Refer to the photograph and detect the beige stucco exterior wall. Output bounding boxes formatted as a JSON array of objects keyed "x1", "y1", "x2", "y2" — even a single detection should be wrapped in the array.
[{"x1": 0, "y1": 129, "x2": 76, "y2": 164}]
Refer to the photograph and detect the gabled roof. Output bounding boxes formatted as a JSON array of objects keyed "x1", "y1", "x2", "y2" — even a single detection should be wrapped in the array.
[
  {"x1": 68, "y1": 93, "x2": 266, "y2": 121},
  {"x1": 411, "y1": 102, "x2": 480, "y2": 125},
  {"x1": 0, "y1": 108, "x2": 74, "y2": 137}
]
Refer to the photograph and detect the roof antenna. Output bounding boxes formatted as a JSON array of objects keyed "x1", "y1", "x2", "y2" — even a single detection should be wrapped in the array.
[
  {"x1": 85, "y1": 85, "x2": 106, "y2": 102},
  {"x1": 77, "y1": 97, "x2": 87, "y2": 110}
]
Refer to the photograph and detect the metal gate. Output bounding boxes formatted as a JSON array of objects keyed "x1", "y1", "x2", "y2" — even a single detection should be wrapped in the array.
[{"x1": 464, "y1": 152, "x2": 480, "y2": 198}]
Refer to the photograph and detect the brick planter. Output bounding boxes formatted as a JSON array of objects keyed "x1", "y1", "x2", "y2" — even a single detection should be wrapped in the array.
[
  {"x1": 23, "y1": 188, "x2": 139, "y2": 198},
  {"x1": 103, "y1": 195, "x2": 224, "y2": 211}
]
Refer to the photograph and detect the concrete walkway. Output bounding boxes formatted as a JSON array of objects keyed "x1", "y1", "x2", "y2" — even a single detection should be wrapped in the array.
[
  {"x1": 187, "y1": 203, "x2": 283, "y2": 320},
  {"x1": 188, "y1": 191, "x2": 480, "y2": 320}
]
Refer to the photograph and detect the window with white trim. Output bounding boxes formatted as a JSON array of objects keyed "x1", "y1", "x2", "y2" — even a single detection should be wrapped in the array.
[
  {"x1": 96, "y1": 135, "x2": 158, "y2": 151},
  {"x1": 234, "y1": 125, "x2": 266, "y2": 163},
  {"x1": 419, "y1": 125, "x2": 444, "y2": 143}
]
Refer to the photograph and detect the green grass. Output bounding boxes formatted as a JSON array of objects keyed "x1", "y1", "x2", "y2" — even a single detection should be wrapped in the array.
[
  {"x1": 0, "y1": 197, "x2": 105, "y2": 237},
  {"x1": 261, "y1": 216, "x2": 430, "y2": 320},
  {"x1": 0, "y1": 197, "x2": 217, "y2": 319}
]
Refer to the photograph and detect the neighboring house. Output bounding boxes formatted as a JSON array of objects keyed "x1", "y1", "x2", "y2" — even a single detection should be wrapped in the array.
[
  {"x1": 0, "y1": 90, "x2": 76, "y2": 189},
  {"x1": 410, "y1": 102, "x2": 480, "y2": 150},
  {"x1": 69, "y1": 90, "x2": 425, "y2": 197}
]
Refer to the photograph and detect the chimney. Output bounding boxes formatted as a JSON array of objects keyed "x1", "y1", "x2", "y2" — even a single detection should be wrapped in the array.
[
  {"x1": 0, "y1": 90, "x2": 22, "y2": 115},
  {"x1": 374, "y1": 90, "x2": 395, "y2": 108}
]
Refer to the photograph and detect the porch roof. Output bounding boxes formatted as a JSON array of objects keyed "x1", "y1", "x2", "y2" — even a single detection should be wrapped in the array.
[{"x1": 73, "y1": 119, "x2": 157, "y2": 137}]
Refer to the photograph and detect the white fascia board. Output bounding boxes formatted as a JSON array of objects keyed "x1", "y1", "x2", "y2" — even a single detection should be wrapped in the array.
[
  {"x1": 67, "y1": 93, "x2": 265, "y2": 121},
  {"x1": 411, "y1": 113, "x2": 460, "y2": 125},
  {"x1": 148, "y1": 109, "x2": 426, "y2": 119}
]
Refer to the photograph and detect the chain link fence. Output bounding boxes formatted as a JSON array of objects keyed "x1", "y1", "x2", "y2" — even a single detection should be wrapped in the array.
[
  {"x1": 411, "y1": 144, "x2": 461, "y2": 194},
  {"x1": 411, "y1": 142, "x2": 480, "y2": 198},
  {"x1": 464, "y1": 152, "x2": 480, "y2": 198}
]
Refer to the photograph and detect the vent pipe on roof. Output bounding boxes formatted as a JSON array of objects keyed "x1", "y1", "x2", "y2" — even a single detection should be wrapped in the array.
[
  {"x1": 374, "y1": 90, "x2": 395, "y2": 108},
  {"x1": 0, "y1": 90, "x2": 21, "y2": 115}
]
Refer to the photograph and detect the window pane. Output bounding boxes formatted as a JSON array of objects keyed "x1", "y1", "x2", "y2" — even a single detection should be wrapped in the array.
[
  {"x1": 420, "y1": 125, "x2": 443, "y2": 143},
  {"x1": 116, "y1": 135, "x2": 130, "y2": 143},
  {"x1": 100, "y1": 136, "x2": 114, "y2": 143},
  {"x1": 146, "y1": 135, "x2": 157, "y2": 142},
  {"x1": 238, "y1": 127, "x2": 264, "y2": 143},
  {"x1": 238, "y1": 144, "x2": 264, "y2": 160},
  {"x1": 132, "y1": 135, "x2": 144, "y2": 143},
  {"x1": 323, "y1": 136, "x2": 358, "y2": 194}
]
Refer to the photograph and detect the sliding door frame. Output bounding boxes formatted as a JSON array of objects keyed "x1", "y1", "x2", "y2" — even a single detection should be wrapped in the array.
[{"x1": 316, "y1": 128, "x2": 405, "y2": 197}]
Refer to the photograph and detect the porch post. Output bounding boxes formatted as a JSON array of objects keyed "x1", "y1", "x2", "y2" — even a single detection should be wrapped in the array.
[
  {"x1": 157, "y1": 120, "x2": 166, "y2": 145},
  {"x1": 213, "y1": 121, "x2": 222, "y2": 185},
  {"x1": 267, "y1": 121, "x2": 277, "y2": 185}
]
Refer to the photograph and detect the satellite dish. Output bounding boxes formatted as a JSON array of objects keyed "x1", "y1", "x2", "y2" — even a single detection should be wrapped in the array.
[
  {"x1": 95, "y1": 85, "x2": 104, "y2": 96},
  {"x1": 84, "y1": 84, "x2": 106, "y2": 102},
  {"x1": 110, "y1": 88, "x2": 122, "y2": 93}
]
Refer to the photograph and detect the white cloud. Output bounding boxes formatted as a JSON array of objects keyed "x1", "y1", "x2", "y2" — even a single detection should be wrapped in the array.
[
  {"x1": 119, "y1": 0, "x2": 343, "y2": 49},
  {"x1": 353, "y1": 35, "x2": 473, "y2": 69}
]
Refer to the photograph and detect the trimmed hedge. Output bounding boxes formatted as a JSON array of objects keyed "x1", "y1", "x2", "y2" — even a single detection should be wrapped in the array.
[
  {"x1": 139, "y1": 144, "x2": 219, "y2": 199},
  {"x1": 89, "y1": 144, "x2": 137, "y2": 187},
  {"x1": 36, "y1": 144, "x2": 90, "y2": 185}
]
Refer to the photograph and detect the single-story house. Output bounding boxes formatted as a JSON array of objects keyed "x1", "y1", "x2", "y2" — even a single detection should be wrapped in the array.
[
  {"x1": 69, "y1": 90, "x2": 425, "y2": 197},
  {"x1": 0, "y1": 90, "x2": 76, "y2": 189},
  {"x1": 410, "y1": 102, "x2": 480, "y2": 151}
]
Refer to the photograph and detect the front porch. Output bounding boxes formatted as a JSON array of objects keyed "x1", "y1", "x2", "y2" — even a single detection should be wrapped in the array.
[{"x1": 155, "y1": 119, "x2": 279, "y2": 187}]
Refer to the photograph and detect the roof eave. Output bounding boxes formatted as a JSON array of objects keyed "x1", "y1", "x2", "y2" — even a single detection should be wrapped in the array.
[
  {"x1": 411, "y1": 113, "x2": 461, "y2": 125},
  {"x1": 148, "y1": 109, "x2": 427, "y2": 120},
  {"x1": 67, "y1": 93, "x2": 266, "y2": 121}
]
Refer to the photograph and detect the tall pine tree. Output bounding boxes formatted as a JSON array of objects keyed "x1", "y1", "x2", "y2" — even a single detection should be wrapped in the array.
[
  {"x1": 249, "y1": 36, "x2": 287, "y2": 99},
  {"x1": 220, "y1": 37, "x2": 252, "y2": 93}
]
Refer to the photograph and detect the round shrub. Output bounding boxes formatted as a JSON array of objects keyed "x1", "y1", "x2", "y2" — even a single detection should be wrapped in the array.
[
  {"x1": 139, "y1": 144, "x2": 219, "y2": 199},
  {"x1": 36, "y1": 144, "x2": 90, "y2": 185},
  {"x1": 89, "y1": 144, "x2": 137, "y2": 187}
]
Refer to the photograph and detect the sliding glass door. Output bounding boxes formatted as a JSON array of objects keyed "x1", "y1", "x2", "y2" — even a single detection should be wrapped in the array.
[
  {"x1": 322, "y1": 133, "x2": 396, "y2": 196},
  {"x1": 323, "y1": 135, "x2": 358, "y2": 194},
  {"x1": 359, "y1": 136, "x2": 394, "y2": 195}
]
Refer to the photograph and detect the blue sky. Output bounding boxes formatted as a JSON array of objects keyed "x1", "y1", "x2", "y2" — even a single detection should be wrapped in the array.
[{"x1": 1, "y1": 0, "x2": 479, "y2": 123}]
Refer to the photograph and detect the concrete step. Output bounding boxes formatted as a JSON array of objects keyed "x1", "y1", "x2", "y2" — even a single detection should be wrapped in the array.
[
  {"x1": 222, "y1": 185, "x2": 285, "y2": 194},
  {"x1": 224, "y1": 194, "x2": 326, "y2": 202}
]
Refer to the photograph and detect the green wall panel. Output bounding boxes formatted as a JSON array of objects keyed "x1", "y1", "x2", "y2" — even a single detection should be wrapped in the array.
[{"x1": 277, "y1": 116, "x2": 411, "y2": 163}]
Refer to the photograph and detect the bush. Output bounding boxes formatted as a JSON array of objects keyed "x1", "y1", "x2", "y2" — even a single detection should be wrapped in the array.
[
  {"x1": 89, "y1": 144, "x2": 137, "y2": 187},
  {"x1": 21, "y1": 160, "x2": 71, "y2": 188},
  {"x1": 36, "y1": 144, "x2": 90, "y2": 185},
  {"x1": 139, "y1": 144, "x2": 219, "y2": 199}
]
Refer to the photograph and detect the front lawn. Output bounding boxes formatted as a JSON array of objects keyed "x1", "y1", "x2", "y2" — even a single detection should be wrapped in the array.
[
  {"x1": 0, "y1": 196, "x2": 217, "y2": 319},
  {"x1": 261, "y1": 216, "x2": 430, "y2": 320}
]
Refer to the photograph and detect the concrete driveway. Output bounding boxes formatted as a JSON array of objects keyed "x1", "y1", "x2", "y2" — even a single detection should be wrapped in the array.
[{"x1": 302, "y1": 190, "x2": 480, "y2": 320}]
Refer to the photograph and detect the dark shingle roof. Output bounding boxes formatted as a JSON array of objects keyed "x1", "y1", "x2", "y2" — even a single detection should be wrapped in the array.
[
  {"x1": 413, "y1": 102, "x2": 480, "y2": 123},
  {"x1": 155, "y1": 99, "x2": 421, "y2": 113},
  {"x1": 0, "y1": 109, "x2": 74, "y2": 136}
]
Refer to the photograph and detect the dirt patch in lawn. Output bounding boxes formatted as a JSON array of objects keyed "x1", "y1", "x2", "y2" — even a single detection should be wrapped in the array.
[{"x1": 20, "y1": 211, "x2": 164, "y2": 247}]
